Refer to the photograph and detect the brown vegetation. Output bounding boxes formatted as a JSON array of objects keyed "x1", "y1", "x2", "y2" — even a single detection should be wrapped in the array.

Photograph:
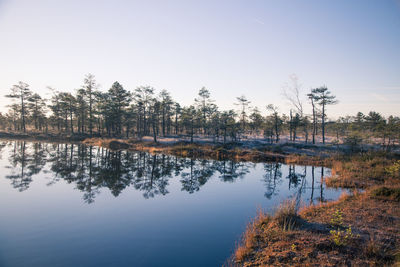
[
  {"x1": 233, "y1": 152, "x2": 400, "y2": 266},
  {"x1": 82, "y1": 137, "x2": 287, "y2": 162}
]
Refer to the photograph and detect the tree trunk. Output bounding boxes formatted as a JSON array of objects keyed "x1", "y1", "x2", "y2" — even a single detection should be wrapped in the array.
[
  {"x1": 311, "y1": 100, "x2": 316, "y2": 144},
  {"x1": 322, "y1": 103, "x2": 325, "y2": 144}
]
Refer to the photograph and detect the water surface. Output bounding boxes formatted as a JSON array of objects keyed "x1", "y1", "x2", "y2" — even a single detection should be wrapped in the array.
[{"x1": 0, "y1": 141, "x2": 343, "y2": 267}]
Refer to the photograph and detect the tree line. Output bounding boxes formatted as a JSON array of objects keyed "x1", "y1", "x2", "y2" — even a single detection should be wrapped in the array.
[{"x1": 1, "y1": 74, "x2": 399, "y2": 146}]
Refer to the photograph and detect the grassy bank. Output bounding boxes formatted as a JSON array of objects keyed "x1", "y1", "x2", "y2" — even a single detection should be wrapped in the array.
[{"x1": 232, "y1": 153, "x2": 400, "y2": 266}]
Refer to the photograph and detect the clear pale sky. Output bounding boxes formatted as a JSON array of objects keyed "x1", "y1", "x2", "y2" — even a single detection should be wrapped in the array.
[{"x1": 0, "y1": 0, "x2": 399, "y2": 118}]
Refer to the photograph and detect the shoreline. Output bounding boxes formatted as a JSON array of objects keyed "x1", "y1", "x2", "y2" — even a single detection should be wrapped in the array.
[
  {"x1": 231, "y1": 152, "x2": 400, "y2": 266},
  {"x1": 0, "y1": 132, "x2": 348, "y2": 164}
]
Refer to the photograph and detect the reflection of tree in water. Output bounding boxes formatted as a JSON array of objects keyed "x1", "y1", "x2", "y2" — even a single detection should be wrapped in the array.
[
  {"x1": 4, "y1": 141, "x2": 315, "y2": 204},
  {"x1": 286, "y1": 165, "x2": 305, "y2": 189},
  {"x1": 215, "y1": 160, "x2": 251, "y2": 182},
  {"x1": 0, "y1": 141, "x2": 8, "y2": 159},
  {"x1": 293, "y1": 166, "x2": 307, "y2": 207},
  {"x1": 132, "y1": 153, "x2": 172, "y2": 199},
  {"x1": 93, "y1": 147, "x2": 132, "y2": 198},
  {"x1": 319, "y1": 167, "x2": 326, "y2": 203},
  {"x1": 48, "y1": 144, "x2": 135, "y2": 203},
  {"x1": 180, "y1": 158, "x2": 215, "y2": 193},
  {"x1": 310, "y1": 166, "x2": 315, "y2": 205},
  {"x1": 47, "y1": 143, "x2": 97, "y2": 203},
  {"x1": 6, "y1": 141, "x2": 47, "y2": 191},
  {"x1": 2, "y1": 142, "x2": 257, "y2": 202},
  {"x1": 284, "y1": 165, "x2": 326, "y2": 205},
  {"x1": 262, "y1": 162, "x2": 282, "y2": 199},
  {"x1": 306, "y1": 166, "x2": 326, "y2": 204}
]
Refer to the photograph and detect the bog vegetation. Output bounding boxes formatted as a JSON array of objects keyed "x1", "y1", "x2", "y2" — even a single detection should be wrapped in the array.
[
  {"x1": 1, "y1": 74, "x2": 399, "y2": 148},
  {"x1": 233, "y1": 152, "x2": 400, "y2": 266}
]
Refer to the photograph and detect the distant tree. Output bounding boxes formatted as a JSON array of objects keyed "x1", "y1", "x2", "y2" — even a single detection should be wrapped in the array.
[
  {"x1": 310, "y1": 86, "x2": 337, "y2": 144},
  {"x1": 291, "y1": 113, "x2": 301, "y2": 142},
  {"x1": 366, "y1": 111, "x2": 385, "y2": 132},
  {"x1": 83, "y1": 74, "x2": 98, "y2": 135},
  {"x1": 48, "y1": 88, "x2": 62, "y2": 132},
  {"x1": 284, "y1": 75, "x2": 309, "y2": 142},
  {"x1": 195, "y1": 87, "x2": 214, "y2": 135},
  {"x1": 173, "y1": 102, "x2": 181, "y2": 135},
  {"x1": 108, "y1": 82, "x2": 131, "y2": 136},
  {"x1": 0, "y1": 113, "x2": 6, "y2": 130},
  {"x1": 386, "y1": 116, "x2": 400, "y2": 148},
  {"x1": 266, "y1": 104, "x2": 282, "y2": 143},
  {"x1": 159, "y1": 90, "x2": 174, "y2": 136},
  {"x1": 249, "y1": 107, "x2": 264, "y2": 136},
  {"x1": 206, "y1": 103, "x2": 218, "y2": 136},
  {"x1": 150, "y1": 98, "x2": 161, "y2": 142},
  {"x1": 302, "y1": 116, "x2": 310, "y2": 143},
  {"x1": 209, "y1": 110, "x2": 221, "y2": 142},
  {"x1": 5, "y1": 82, "x2": 32, "y2": 132},
  {"x1": 365, "y1": 111, "x2": 386, "y2": 144},
  {"x1": 27, "y1": 93, "x2": 46, "y2": 131},
  {"x1": 59, "y1": 92, "x2": 76, "y2": 133},
  {"x1": 181, "y1": 106, "x2": 197, "y2": 143},
  {"x1": 307, "y1": 92, "x2": 317, "y2": 144},
  {"x1": 352, "y1": 112, "x2": 365, "y2": 132},
  {"x1": 235, "y1": 95, "x2": 251, "y2": 138},
  {"x1": 283, "y1": 74, "x2": 304, "y2": 116},
  {"x1": 264, "y1": 115, "x2": 275, "y2": 143},
  {"x1": 134, "y1": 86, "x2": 155, "y2": 137},
  {"x1": 75, "y1": 88, "x2": 87, "y2": 134},
  {"x1": 124, "y1": 104, "x2": 138, "y2": 138},
  {"x1": 220, "y1": 110, "x2": 237, "y2": 143},
  {"x1": 6, "y1": 104, "x2": 20, "y2": 131}
]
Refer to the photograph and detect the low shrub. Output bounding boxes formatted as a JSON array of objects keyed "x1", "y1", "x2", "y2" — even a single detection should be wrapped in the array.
[
  {"x1": 274, "y1": 199, "x2": 301, "y2": 231},
  {"x1": 330, "y1": 226, "x2": 356, "y2": 246},
  {"x1": 370, "y1": 186, "x2": 400, "y2": 202}
]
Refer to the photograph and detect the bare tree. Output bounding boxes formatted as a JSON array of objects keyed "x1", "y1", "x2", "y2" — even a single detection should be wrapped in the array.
[
  {"x1": 283, "y1": 75, "x2": 305, "y2": 142},
  {"x1": 283, "y1": 74, "x2": 303, "y2": 117}
]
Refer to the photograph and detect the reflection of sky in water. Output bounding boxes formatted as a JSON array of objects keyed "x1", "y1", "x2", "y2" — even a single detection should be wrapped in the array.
[{"x1": 0, "y1": 141, "x2": 343, "y2": 267}]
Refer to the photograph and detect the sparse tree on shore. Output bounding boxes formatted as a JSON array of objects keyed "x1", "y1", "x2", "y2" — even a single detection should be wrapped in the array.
[
  {"x1": 5, "y1": 82, "x2": 32, "y2": 133},
  {"x1": 235, "y1": 95, "x2": 251, "y2": 139},
  {"x1": 310, "y1": 86, "x2": 337, "y2": 144},
  {"x1": 266, "y1": 104, "x2": 282, "y2": 143},
  {"x1": 108, "y1": 82, "x2": 131, "y2": 136},
  {"x1": 83, "y1": 74, "x2": 98, "y2": 136}
]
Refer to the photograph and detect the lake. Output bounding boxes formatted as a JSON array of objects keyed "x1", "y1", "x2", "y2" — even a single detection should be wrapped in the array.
[{"x1": 0, "y1": 141, "x2": 343, "y2": 267}]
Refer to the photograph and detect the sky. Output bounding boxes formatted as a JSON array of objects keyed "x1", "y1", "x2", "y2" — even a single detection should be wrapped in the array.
[{"x1": 0, "y1": 0, "x2": 399, "y2": 119}]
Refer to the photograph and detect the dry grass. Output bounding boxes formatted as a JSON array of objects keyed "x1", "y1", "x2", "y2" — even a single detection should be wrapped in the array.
[
  {"x1": 234, "y1": 152, "x2": 400, "y2": 266},
  {"x1": 236, "y1": 192, "x2": 400, "y2": 266},
  {"x1": 369, "y1": 186, "x2": 400, "y2": 202},
  {"x1": 274, "y1": 199, "x2": 300, "y2": 231},
  {"x1": 285, "y1": 154, "x2": 326, "y2": 166},
  {"x1": 286, "y1": 152, "x2": 400, "y2": 189},
  {"x1": 234, "y1": 201, "x2": 302, "y2": 264},
  {"x1": 235, "y1": 209, "x2": 271, "y2": 263}
]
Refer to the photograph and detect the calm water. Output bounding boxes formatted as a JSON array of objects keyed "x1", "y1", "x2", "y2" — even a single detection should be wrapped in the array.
[{"x1": 0, "y1": 141, "x2": 343, "y2": 267}]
